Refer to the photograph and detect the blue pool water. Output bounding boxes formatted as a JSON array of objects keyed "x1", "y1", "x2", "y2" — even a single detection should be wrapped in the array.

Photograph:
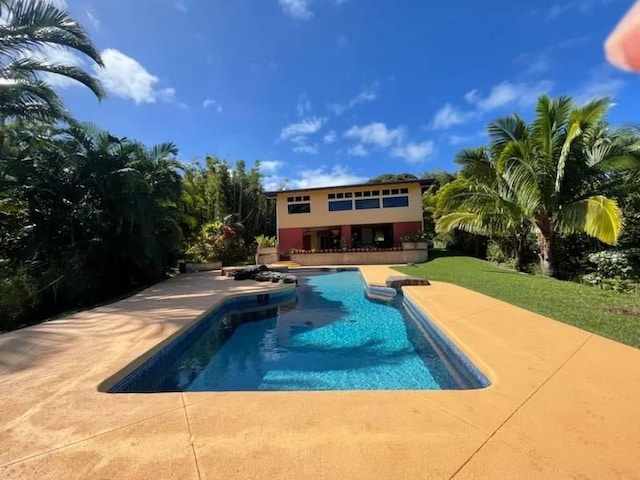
[{"x1": 111, "y1": 270, "x2": 487, "y2": 392}]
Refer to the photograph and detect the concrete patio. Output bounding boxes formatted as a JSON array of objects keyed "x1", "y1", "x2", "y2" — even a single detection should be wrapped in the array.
[{"x1": 1, "y1": 267, "x2": 638, "y2": 479}]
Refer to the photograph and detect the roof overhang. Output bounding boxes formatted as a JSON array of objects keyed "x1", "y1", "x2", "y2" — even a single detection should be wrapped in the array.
[{"x1": 265, "y1": 178, "x2": 433, "y2": 198}]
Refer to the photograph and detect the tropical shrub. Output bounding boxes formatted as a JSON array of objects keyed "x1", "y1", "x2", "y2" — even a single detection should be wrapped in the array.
[
  {"x1": 400, "y1": 230, "x2": 428, "y2": 242},
  {"x1": 255, "y1": 235, "x2": 278, "y2": 248},
  {"x1": 486, "y1": 241, "x2": 507, "y2": 264},
  {"x1": 185, "y1": 222, "x2": 246, "y2": 265},
  {"x1": 582, "y1": 249, "x2": 640, "y2": 293},
  {"x1": 0, "y1": 267, "x2": 39, "y2": 331}
]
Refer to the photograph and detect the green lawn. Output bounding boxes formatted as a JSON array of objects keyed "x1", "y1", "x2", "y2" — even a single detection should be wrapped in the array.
[{"x1": 395, "y1": 251, "x2": 640, "y2": 349}]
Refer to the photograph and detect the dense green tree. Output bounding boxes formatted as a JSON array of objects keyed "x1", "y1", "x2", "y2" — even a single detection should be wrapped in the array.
[
  {"x1": 368, "y1": 173, "x2": 418, "y2": 183},
  {"x1": 420, "y1": 170, "x2": 456, "y2": 241},
  {"x1": 0, "y1": 122, "x2": 184, "y2": 329}
]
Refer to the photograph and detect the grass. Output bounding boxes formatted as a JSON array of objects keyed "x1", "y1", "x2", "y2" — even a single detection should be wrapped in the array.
[{"x1": 395, "y1": 250, "x2": 640, "y2": 349}]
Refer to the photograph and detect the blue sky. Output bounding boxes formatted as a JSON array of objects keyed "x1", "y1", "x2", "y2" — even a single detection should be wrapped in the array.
[{"x1": 54, "y1": 0, "x2": 639, "y2": 189}]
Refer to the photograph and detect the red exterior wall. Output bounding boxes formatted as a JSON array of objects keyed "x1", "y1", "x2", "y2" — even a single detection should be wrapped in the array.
[
  {"x1": 341, "y1": 225, "x2": 351, "y2": 244},
  {"x1": 278, "y1": 227, "x2": 304, "y2": 255},
  {"x1": 393, "y1": 221, "x2": 423, "y2": 245}
]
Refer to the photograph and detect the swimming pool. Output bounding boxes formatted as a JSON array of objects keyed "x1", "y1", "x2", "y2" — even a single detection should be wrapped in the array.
[{"x1": 109, "y1": 270, "x2": 489, "y2": 392}]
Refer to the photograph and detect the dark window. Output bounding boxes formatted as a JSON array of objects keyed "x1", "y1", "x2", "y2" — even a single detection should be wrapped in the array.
[
  {"x1": 336, "y1": 192, "x2": 344, "y2": 199},
  {"x1": 328, "y1": 193, "x2": 336, "y2": 199},
  {"x1": 400, "y1": 188, "x2": 409, "y2": 194},
  {"x1": 382, "y1": 189, "x2": 390, "y2": 196},
  {"x1": 383, "y1": 196, "x2": 409, "y2": 208},
  {"x1": 355, "y1": 191, "x2": 363, "y2": 198},
  {"x1": 287, "y1": 196, "x2": 294, "y2": 202},
  {"x1": 295, "y1": 196, "x2": 302, "y2": 202},
  {"x1": 328, "y1": 200, "x2": 353, "y2": 211},
  {"x1": 355, "y1": 198, "x2": 380, "y2": 210},
  {"x1": 345, "y1": 192, "x2": 353, "y2": 198},
  {"x1": 391, "y1": 188, "x2": 399, "y2": 195},
  {"x1": 372, "y1": 190, "x2": 380, "y2": 196},
  {"x1": 303, "y1": 195, "x2": 310, "y2": 201},
  {"x1": 363, "y1": 191, "x2": 371, "y2": 197},
  {"x1": 288, "y1": 203, "x2": 311, "y2": 214}
]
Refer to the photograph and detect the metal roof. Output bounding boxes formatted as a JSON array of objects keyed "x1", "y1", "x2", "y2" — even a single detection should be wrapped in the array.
[{"x1": 265, "y1": 178, "x2": 433, "y2": 198}]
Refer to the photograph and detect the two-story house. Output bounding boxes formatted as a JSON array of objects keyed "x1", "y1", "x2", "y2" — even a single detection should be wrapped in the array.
[{"x1": 266, "y1": 179, "x2": 431, "y2": 258}]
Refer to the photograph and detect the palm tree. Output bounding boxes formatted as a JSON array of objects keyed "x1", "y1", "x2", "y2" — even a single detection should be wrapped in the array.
[
  {"x1": 0, "y1": 0, "x2": 104, "y2": 123},
  {"x1": 437, "y1": 147, "x2": 532, "y2": 271},
  {"x1": 437, "y1": 95, "x2": 640, "y2": 277}
]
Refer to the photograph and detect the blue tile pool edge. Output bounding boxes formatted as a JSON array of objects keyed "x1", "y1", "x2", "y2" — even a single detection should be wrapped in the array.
[
  {"x1": 357, "y1": 268, "x2": 490, "y2": 389},
  {"x1": 102, "y1": 285, "x2": 297, "y2": 393},
  {"x1": 401, "y1": 294, "x2": 491, "y2": 389}
]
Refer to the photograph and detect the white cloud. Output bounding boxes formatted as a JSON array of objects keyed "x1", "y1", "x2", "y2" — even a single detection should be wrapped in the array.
[
  {"x1": 278, "y1": 0, "x2": 347, "y2": 20},
  {"x1": 545, "y1": 0, "x2": 612, "y2": 20},
  {"x1": 575, "y1": 65, "x2": 626, "y2": 103},
  {"x1": 296, "y1": 94, "x2": 311, "y2": 116},
  {"x1": 288, "y1": 166, "x2": 367, "y2": 189},
  {"x1": 430, "y1": 103, "x2": 476, "y2": 130},
  {"x1": 432, "y1": 80, "x2": 554, "y2": 130},
  {"x1": 260, "y1": 160, "x2": 284, "y2": 174},
  {"x1": 175, "y1": 1, "x2": 188, "y2": 12},
  {"x1": 260, "y1": 161, "x2": 286, "y2": 191},
  {"x1": 203, "y1": 99, "x2": 223, "y2": 112},
  {"x1": 391, "y1": 141, "x2": 435, "y2": 164},
  {"x1": 293, "y1": 144, "x2": 319, "y2": 154},
  {"x1": 280, "y1": 117, "x2": 324, "y2": 140},
  {"x1": 95, "y1": 48, "x2": 175, "y2": 104},
  {"x1": 329, "y1": 83, "x2": 378, "y2": 115},
  {"x1": 463, "y1": 90, "x2": 479, "y2": 104},
  {"x1": 466, "y1": 81, "x2": 553, "y2": 112},
  {"x1": 85, "y1": 9, "x2": 100, "y2": 29},
  {"x1": 344, "y1": 122, "x2": 404, "y2": 147},
  {"x1": 348, "y1": 144, "x2": 368, "y2": 156},
  {"x1": 278, "y1": 0, "x2": 313, "y2": 19},
  {"x1": 323, "y1": 130, "x2": 337, "y2": 143}
]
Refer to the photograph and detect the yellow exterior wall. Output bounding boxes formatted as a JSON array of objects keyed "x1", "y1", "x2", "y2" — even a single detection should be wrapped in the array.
[{"x1": 275, "y1": 182, "x2": 424, "y2": 229}]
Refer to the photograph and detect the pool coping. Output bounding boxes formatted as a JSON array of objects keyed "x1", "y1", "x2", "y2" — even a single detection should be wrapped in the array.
[{"x1": 1, "y1": 266, "x2": 639, "y2": 479}]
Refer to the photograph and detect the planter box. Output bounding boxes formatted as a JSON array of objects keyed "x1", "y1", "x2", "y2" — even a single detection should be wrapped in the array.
[
  {"x1": 402, "y1": 241, "x2": 428, "y2": 250},
  {"x1": 257, "y1": 246, "x2": 278, "y2": 255},
  {"x1": 291, "y1": 249, "x2": 428, "y2": 266},
  {"x1": 185, "y1": 261, "x2": 222, "y2": 273}
]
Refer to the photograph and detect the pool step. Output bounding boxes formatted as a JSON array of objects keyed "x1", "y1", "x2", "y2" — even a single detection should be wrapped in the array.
[{"x1": 385, "y1": 275, "x2": 431, "y2": 290}]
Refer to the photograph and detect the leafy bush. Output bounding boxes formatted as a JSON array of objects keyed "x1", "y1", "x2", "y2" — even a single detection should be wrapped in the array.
[
  {"x1": 486, "y1": 241, "x2": 507, "y2": 264},
  {"x1": 0, "y1": 268, "x2": 39, "y2": 331},
  {"x1": 185, "y1": 222, "x2": 246, "y2": 265},
  {"x1": 582, "y1": 248, "x2": 640, "y2": 294},
  {"x1": 400, "y1": 230, "x2": 428, "y2": 242},
  {"x1": 255, "y1": 235, "x2": 278, "y2": 248}
]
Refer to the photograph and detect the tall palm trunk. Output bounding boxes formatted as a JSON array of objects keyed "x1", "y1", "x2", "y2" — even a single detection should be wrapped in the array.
[
  {"x1": 535, "y1": 215, "x2": 555, "y2": 277},
  {"x1": 538, "y1": 233, "x2": 555, "y2": 277},
  {"x1": 514, "y1": 232, "x2": 527, "y2": 272}
]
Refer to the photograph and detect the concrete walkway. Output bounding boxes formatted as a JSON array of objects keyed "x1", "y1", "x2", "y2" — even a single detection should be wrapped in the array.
[{"x1": 1, "y1": 267, "x2": 638, "y2": 479}]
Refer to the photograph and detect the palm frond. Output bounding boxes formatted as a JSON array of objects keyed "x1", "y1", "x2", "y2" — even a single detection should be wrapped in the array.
[
  {"x1": 3, "y1": 57, "x2": 104, "y2": 99},
  {"x1": 488, "y1": 114, "x2": 527, "y2": 152},
  {"x1": 0, "y1": 78, "x2": 67, "y2": 121},
  {"x1": 557, "y1": 195, "x2": 623, "y2": 244},
  {"x1": 0, "y1": 0, "x2": 103, "y2": 65}
]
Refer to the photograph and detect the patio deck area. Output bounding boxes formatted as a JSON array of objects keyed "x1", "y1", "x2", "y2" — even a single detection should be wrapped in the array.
[{"x1": 1, "y1": 266, "x2": 638, "y2": 479}]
